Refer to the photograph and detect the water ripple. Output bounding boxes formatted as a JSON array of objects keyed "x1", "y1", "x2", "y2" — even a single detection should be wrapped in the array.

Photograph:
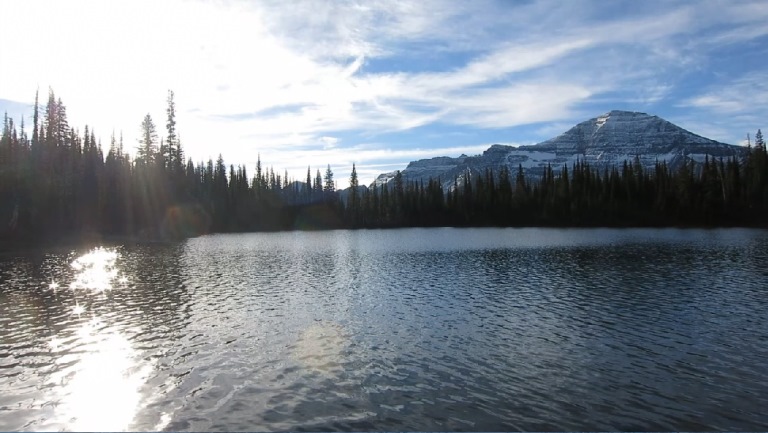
[{"x1": 1, "y1": 229, "x2": 768, "y2": 430}]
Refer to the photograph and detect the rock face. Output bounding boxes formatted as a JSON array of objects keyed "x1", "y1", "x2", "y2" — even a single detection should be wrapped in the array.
[{"x1": 373, "y1": 110, "x2": 747, "y2": 190}]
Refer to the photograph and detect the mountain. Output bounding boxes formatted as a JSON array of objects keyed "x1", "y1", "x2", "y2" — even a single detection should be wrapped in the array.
[{"x1": 372, "y1": 110, "x2": 747, "y2": 190}]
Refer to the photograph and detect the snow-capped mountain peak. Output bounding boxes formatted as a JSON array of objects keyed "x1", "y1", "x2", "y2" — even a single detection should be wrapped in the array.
[{"x1": 372, "y1": 110, "x2": 746, "y2": 190}]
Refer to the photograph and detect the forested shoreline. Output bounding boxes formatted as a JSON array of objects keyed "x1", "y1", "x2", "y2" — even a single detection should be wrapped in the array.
[{"x1": 1, "y1": 89, "x2": 767, "y2": 245}]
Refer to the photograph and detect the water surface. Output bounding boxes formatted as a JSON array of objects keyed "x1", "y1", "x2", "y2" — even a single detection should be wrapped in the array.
[{"x1": 1, "y1": 228, "x2": 767, "y2": 430}]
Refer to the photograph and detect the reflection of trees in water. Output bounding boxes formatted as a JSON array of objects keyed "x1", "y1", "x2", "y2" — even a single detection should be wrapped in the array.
[{"x1": 538, "y1": 245, "x2": 695, "y2": 306}]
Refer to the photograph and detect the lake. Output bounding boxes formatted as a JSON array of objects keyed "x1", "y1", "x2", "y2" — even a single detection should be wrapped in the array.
[{"x1": 1, "y1": 228, "x2": 767, "y2": 431}]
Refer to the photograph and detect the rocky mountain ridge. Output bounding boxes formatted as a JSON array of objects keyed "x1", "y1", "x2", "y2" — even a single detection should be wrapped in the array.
[{"x1": 372, "y1": 110, "x2": 747, "y2": 190}]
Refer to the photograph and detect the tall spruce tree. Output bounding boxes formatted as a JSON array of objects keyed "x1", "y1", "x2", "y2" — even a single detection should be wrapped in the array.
[
  {"x1": 349, "y1": 163, "x2": 359, "y2": 223},
  {"x1": 137, "y1": 114, "x2": 158, "y2": 166},
  {"x1": 324, "y1": 164, "x2": 335, "y2": 193},
  {"x1": 314, "y1": 169, "x2": 323, "y2": 197},
  {"x1": 306, "y1": 166, "x2": 312, "y2": 202},
  {"x1": 166, "y1": 90, "x2": 182, "y2": 173}
]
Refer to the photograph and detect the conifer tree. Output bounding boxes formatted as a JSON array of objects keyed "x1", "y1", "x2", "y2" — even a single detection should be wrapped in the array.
[
  {"x1": 254, "y1": 154, "x2": 262, "y2": 193},
  {"x1": 137, "y1": 114, "x2": 158, "y2": 166},
  {"x1": 306, "y1": 166, "x2": 312, "y2": 202},
  {"x1": 166, "y1": 90, "x2": 183, "y2": 173},
  {"x1": 31, "y1": 90, "x2": 39, "y2": 149},
  {"x1": 349, "y1": 163, "x2": 359, "y2": 224},
  {"x1": 324, "y1": 164, "x2": 335, "y2": 193},
  {"x1": 314, "y1": 169, "x2": 323, "y2": 197}
]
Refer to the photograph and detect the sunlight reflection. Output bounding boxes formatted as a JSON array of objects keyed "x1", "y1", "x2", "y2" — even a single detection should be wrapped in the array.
[
  {"x1": 69, "y1": 247, "x2": 120, "y2": 292},
  {"x1": 47, "y1": 320, "x2": 153, "y2": 432},
  {"x1": 154, "y1": 412, "x2": 173, "y2": 431},
  {"x1": 72, "y1": 303, "x2": 86, "y2": 316},
  {"x1": 48, "y1": 336, "x2": 66, "y2": 351},
  {"x1": 293, "y1": 321, "x2": 348, "y2": 376},
  {"x1": 39, "y1": 246, "x2": 152, "y2": 431}
]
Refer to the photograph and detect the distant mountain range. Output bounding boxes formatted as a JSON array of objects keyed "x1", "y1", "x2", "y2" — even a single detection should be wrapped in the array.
[{"x1": 372, "y1": 110, "x2": 747, "y2": 190}]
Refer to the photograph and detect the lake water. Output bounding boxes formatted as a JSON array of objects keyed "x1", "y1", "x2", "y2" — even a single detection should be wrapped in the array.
[{"x1": 1, "y1": 228, "x2": 768, "y2": 431}]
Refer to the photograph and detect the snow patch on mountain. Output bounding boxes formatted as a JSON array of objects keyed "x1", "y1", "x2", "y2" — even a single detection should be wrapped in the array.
[{"x1": 371, "y1": 110, "x2": 747, "y2": 191}]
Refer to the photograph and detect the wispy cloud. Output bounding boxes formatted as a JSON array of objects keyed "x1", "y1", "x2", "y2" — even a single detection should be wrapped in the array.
[
  {"x1": 683, "y1": 72, "x2": 768, "y2": 114},
  {"x1": 679, "y1": 71, "x2": 768, "y2": 142},
  {"x1": 2, "y1": 0, "x2": 767, "y2": 185}
]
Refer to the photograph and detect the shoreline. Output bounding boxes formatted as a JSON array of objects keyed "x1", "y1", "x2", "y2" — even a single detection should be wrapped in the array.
[{"x1": 2, "y1": 223, "x2": 767, "y2": 254}]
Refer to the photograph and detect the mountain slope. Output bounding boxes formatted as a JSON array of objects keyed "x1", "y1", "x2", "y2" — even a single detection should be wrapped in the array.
[{"x1": 373, "y1": 110, "x2": 747, "y2": 190}]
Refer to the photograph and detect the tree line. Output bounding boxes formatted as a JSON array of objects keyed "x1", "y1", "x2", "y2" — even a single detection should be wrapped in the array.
[
  {"x1": 348, "y1": 147, "x2": 767, "y2": 228},
  {"x1": 1, "y1": 89, "x2": 767, "y2": 244}
]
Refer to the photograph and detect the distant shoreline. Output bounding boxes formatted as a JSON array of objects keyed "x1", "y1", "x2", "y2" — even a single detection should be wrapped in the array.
[{"x1": 3, "y1": 223, "x2": 767, "y2": 254}]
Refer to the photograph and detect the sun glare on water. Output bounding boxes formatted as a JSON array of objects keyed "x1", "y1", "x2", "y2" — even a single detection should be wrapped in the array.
[
  {"x1": 69, "y1": 247, "x2": 120, "y2": 292},
  {"x1": 46, "y1": 321, "x2": 153, "y2": 432},
  {"x1": 293, "y1": 321, "x2": 349, "y2": 376},
  {"x1": 40, "y1": 246, "x2": 155, "y2": 431},
  {"x1": 72, "y1": 303, "x2": 86, "y2": 316}
]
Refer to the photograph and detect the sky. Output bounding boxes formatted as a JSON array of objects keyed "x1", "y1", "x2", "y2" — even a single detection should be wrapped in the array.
[{"x1": 1, "y1": 0, "x2": 767, "y2": 188}]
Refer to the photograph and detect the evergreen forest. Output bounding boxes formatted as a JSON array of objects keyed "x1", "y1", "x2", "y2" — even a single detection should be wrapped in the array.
[{"x1": 1, "y1": 90, "x2": 767, "y2": 244}]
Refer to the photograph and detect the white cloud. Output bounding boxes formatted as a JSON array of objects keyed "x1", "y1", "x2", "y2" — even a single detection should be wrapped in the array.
[
  {"x1": 679, "y1": 71, "x2": 768, "y2": 144},
  {"x1": 2, "y1": 0, "x2": 768, "y2": 186},
  {"x1": 320, "y1": 136, "x2": 339, "y2": 149},
  {"x1": 682, "y1": 72, "x2": 768, "y2": 114}
]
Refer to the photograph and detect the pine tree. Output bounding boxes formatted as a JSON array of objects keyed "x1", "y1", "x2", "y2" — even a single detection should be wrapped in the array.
[
  {"x1": 515, "y1": 164, "x2": 527, "y2": 197},
  {"x1": 254, "y1": 154, "x2": 263, "y2": 193},
  {"x1": 31, "y1": 90, "x2": 39, "y2": 149},
  {"x1": 314, "y1": 169, "x2": 323, "y2": 197},
  {"x1": 324, "y1": 164, "x2": 335, "y2": 193},
  {"x1": 137, "y1": 114, "x2": 158, "y2": 166},
  {"x1": 394, "y1": 170, "x2": 404, "y2": 211},
  {"x1": 349, "y1": 163, "x2": 359, "y2": 224},
  {"x1": 166, "y1": 90, "x2": 182, "y2": 172}
]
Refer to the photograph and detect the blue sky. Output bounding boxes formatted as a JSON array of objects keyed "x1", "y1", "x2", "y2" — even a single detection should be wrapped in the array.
[{"x1": 1, "y1": 0, "x2": 767, "y2": 187}]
